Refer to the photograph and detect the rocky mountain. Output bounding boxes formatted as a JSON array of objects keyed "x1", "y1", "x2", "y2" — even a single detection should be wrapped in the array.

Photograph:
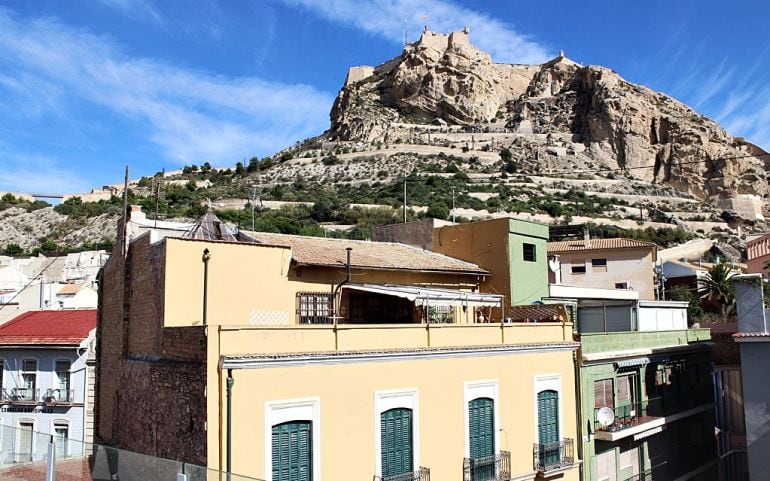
[{"x1": 329, "y1": 29, "x2": 768, "y2": 201}]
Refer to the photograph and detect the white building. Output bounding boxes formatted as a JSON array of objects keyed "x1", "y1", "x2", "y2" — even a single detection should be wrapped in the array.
[{"x1": 0, "y1": 309, "x2": 96, "y2": 463}]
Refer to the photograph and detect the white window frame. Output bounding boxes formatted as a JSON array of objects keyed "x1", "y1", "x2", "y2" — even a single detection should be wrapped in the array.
[
  {"x1": 374, "y1": 388, "x2": 419, "y2": 478},
  {"x1": 264, "y1": 397, "x2": 321, "y2": 481},
  {"x1": 533, "y1": 374, "x2": 563, "y2": 443},
  {"x1": 19, "y1": 358, "x2": 38, "y2": 401},
  {"x1": 16, "y1": 418, "x2": 35, "y2": 463},
  {"x1": 53, "y1": 359, "x2": 72, "y2": 401},
  {"x1": 50, "y1": 420, "x2": 70, "y2": 458},
  {"x1": 463, "y1": 380, "x2": 500, "y2": 458}
]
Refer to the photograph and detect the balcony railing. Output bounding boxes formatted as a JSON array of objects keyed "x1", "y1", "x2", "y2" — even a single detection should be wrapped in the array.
[
  {"x1": 595, "y1": 389, "x2": 714, "y2": 435},
  {"x1": 533, "y1": 439, "x2": 574, "y2": 473},
  {"x1": 44, "y1": 388, "x2": 74, "y2": 404},
  {"x1": 463, "y1": 451, "x2": 511, "y2": 481},
  {"x1": 373, "y1": 467, "x2": 430, "y2": 481},
  {"x1": 9, "y1": 388, "x2": 39, "y2": 403}
]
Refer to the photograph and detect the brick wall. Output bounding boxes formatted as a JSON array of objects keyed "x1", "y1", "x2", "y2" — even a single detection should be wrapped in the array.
[
  {"x1": 125, "y1": 235, "x2": 166, "y2": 356},
  {"x1": 162, "y1": 327, "x2": 206, "y2": 362},
  {"x1": 95, "y1": 222, "x2": 208, "y2": 466},
  {"x1": 95, "y1": 241, "x2": 126, "y2": 444}
]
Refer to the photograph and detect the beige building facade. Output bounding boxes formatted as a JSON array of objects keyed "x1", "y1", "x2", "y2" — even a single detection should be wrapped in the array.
[
  {"x1": 96, "y1": 211, "x2": 582, "y2": 481},
  {"x1": 548, "y1": 238, "x2": 658, "y2": 300}
]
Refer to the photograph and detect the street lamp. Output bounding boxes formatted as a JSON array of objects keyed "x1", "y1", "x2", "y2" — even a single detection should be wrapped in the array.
[{"x1": 202, "y1": 248, "x2": 211, "y2": 326}]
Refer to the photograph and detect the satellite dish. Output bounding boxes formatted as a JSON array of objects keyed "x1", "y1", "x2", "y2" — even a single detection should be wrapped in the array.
[
  {"x1": 548, "y1": 258, "x2": 561, "y2": 272},
  {"x1": 596, "y1": 407, "x2": 615, "y2": 427}
]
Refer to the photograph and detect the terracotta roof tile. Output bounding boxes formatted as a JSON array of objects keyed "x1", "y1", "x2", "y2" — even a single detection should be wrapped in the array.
[
  {"x1": 248, "y1": 232, "x2": 488, "y2": 275},
  {"x1": 57, "y1": 283, "x2": 84, "y2": 296},
  {"x1": 547, "y1": 238, "x2": 657, "y2": 254},
  {"x1": 733, "y1": 332, "x2": 770, "y2": 338},
  {"x1": 0, "y1": 310, "x2": 96, "y2": 345}
]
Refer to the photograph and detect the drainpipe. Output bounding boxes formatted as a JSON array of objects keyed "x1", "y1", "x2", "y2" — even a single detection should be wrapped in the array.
[
  {"x1": 573, "y1": 349, "x2": 585, "y2": 481},
  {"x1": 332, "y1": 248, "x2": 353, "y2": 348},
  {"x1": 202, "y1": 248, "x2": 211, "y2": 326},
  {"x1": 226, "y1": 369, "x2": 234, "y2": 481}
]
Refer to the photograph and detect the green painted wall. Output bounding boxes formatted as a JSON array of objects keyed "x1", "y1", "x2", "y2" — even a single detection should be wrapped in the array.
[
  {"x1": 507, "y1": 219, "x2": 549, "y2": 305},
  {"x1": 578, "y1": 347, "x2": 716, "y2": 481},
  {"x1": 580, "y1": 329, "x2": 712, "y2": 355}
]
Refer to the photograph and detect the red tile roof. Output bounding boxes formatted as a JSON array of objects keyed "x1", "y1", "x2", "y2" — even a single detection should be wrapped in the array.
[
  {"x1": 0, "y1": 310, "x2": 96, "y2": 345},
  {"x1": 733, "y1": 332, "x2": 770, "y2": 339},
  {"x1": 547, "y1": 238, "x2": 657, "y2": 254}
]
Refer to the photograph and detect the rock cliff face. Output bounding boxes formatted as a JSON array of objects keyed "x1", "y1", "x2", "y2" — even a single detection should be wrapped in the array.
[{"x1": 329, "y1": 30, "x2": 769, "y2": 200}]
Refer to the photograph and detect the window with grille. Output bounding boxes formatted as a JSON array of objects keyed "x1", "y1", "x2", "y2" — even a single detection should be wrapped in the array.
[
  {"x1": 594, "y1": 379, "x2": 614, "y2": 408},
  {"x1": 296, "y1": 292, "x2": 333, "y2": 324}
]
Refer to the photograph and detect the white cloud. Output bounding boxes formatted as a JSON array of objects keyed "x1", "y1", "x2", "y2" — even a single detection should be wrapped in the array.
[
  {"x1": 277, "y1": 0, "x2": 551, "y2": 64},
  {"x1": 95, "y1": 0, "x2": 164, "y2": 26},
  {"x1": 0, "y1": 9, "x2": 333, "y2": 168},
  {"x1": 0, "y1": 147, "x2": 90, "y2": 194}
]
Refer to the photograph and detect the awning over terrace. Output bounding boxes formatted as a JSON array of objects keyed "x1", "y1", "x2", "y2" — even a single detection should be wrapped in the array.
[{"x1": 342, "y1": 284, "x2": 503, "y2": 307}]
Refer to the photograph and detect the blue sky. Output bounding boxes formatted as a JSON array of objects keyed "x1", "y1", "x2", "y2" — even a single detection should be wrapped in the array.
[{"x1": 0, "y1": 0, "x2": 768, "y2": 194}]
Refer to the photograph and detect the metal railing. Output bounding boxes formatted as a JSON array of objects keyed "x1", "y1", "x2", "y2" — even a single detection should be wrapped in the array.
[
  {"x1": 594, "y1": 399, "x2": 654, "y2": 433},
  {"x1": 463, "y1": 451, "x2": 511, "y2": 481},
  {"x1": 9, "y1": 387, "x2": 39, "y2": 403},
  {"x1": 44, "y1": 388, "x2": 74, "y2": 404},
  {"x1": 373, "y1": 467, "x2": 430, "y2": 481},
  {"x1": 533, "y1": 439, "x2": 573, "y2": 473},
  {"x1": 595, "y1": 388, "x2": 714, "y2": 433}
]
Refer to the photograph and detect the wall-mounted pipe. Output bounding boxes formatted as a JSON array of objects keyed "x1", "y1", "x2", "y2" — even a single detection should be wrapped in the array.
[
  {"x1": 226, "y1": 369, "x2": 234, "y2": 481},
  {"x1": 202, "y1": 248, "x2": 211, "y2": 326}
]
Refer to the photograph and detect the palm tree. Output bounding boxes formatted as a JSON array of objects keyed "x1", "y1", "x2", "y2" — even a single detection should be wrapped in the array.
[{"x1": 698, "y1": 260, "x2": 735, "y2": 318}]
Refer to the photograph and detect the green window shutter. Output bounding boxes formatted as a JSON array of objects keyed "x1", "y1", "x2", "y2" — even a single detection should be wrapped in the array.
[
  {"x1": 537, "y1": 390, "x2": 560, "y2": 467},
  {"x1": 381, "y1": 408, "x2": 413, "y2": 477},
  {"x1": 272, "y1": 421, "x2": 312, "y2": 481},
  {"x1": 468, "y1": 397, "x2": 494, "y2": 459}
]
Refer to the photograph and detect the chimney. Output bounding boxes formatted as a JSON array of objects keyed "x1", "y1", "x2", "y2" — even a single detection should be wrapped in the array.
[{"x1": 583, "y1": 226, "x2": 591, "y2": 248}]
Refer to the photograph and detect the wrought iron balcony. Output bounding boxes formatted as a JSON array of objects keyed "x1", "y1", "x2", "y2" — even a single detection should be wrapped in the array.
[
  {"x1": 44, "y1": 388, "x2": 74, "y2": 404},
  {"x1": 463, "y1": 451, "x2": 511, "y2": 481},
  {"x1": 533, "y1": 439, "x2": 574, "y2": 473},
  {"x1": 9, "y1": 387, "x2": 39, "y2": 404},
  {"x1": 373, "y1": 467, "x2": 430, "y2": 481}
]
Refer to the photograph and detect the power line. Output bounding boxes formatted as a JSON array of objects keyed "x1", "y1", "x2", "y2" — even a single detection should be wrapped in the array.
[{"x1": 0, "y1": 255, "x2": 62, "y2": 312}]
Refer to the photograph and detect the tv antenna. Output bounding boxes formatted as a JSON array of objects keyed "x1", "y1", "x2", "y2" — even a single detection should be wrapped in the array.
[
  {"x1": 422, "y1": 14, "x2": 428, "y2": 32},
  {"x1": 403, "y1": 19, "x2": 408, "y2": 46}
]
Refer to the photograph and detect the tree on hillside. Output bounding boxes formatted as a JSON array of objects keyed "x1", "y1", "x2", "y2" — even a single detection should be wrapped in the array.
[{"x1": 698, "y1": 261, "x2": 735, "y2": 318}]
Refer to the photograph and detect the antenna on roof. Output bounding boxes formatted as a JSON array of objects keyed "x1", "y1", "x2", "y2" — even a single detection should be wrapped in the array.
[
  {"x1": 422, "y1": 14, "x2": 428, "y2": 32},
  {"x1": 403, "y1": 19, "x2": 408, "y2": 46}
]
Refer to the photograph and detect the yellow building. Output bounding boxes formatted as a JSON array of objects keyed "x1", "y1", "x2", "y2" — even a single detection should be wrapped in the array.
[{"x1": 96, "y1": 211, "x2": 582, "y2": 481}]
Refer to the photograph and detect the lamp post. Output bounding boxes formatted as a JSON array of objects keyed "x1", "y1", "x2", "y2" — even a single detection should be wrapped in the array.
[
  {"x1": 250, "y1": 185, "x2": 258, "y2": 233},
  {"x1": 202, "y1": 248, "x2": 211, "y2": 325}
]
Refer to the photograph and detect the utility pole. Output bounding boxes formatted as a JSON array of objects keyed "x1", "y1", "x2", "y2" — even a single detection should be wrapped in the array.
[
  {"x1": 403, "y1": 176, "x2": 407, "y2": 223},
  {"x1": 452, "y1": 187, "x2": 456, "y2": 223},
  {"x1": 250, "y1": 184, "x2": 259, "y2": 233}
]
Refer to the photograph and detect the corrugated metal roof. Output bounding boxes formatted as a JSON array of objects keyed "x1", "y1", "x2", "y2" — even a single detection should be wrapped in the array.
[
  {"x1": 733, "y1": 332, "x2": 770, "y2": 338},
  {"x1": 0, "y1": 310, "x2": 96, "y2": 345},
  {"x1": 248, "y1": 232, "x2": 488, "y2": 275},
  {"x1": 547, "y1": 238, "x2": 657, "y2": 253},
  {"x1": 183, "y1": 210, "x2": 238, "y2": 242}
]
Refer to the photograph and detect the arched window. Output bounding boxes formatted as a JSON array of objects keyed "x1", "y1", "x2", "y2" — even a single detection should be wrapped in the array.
[
  {"x1": 272, "y1": 421, "x2": 312, "y2": 481},
  {"x1": 468, "y1": 397, "x2": 495, "y2": 480},
  {"x1": 537, "y1": 390, "x2": 560, "y2": 467},
  {"x1": 380, "y1": 408, "x2": 413, "y2": 478}
]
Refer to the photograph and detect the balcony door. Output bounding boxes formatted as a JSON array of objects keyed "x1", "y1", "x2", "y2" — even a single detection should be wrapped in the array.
[
  {"x1": 537, "y1": 390, "x2": 559, "y2": 467},
  {"x1": 381, "y1": 408, "x2": 413, "y2": 478},
  {"x1": 272, "y1": 421, "x2": 312, "y2": 481},
  {"x1": 468, "y1": 397, "x2": 495, "y2": 480}
]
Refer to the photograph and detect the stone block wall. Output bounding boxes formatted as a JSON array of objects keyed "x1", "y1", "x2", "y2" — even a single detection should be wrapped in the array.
[
  {"x1": 113, "y1": 358, "x2": 207, "y2": 465},
  {"x1": 162, "y1": 327, "x2": 206, "y2": 362},
  {"x1": 125, "y1": 234, "x2": 166, "y2": 356}
]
